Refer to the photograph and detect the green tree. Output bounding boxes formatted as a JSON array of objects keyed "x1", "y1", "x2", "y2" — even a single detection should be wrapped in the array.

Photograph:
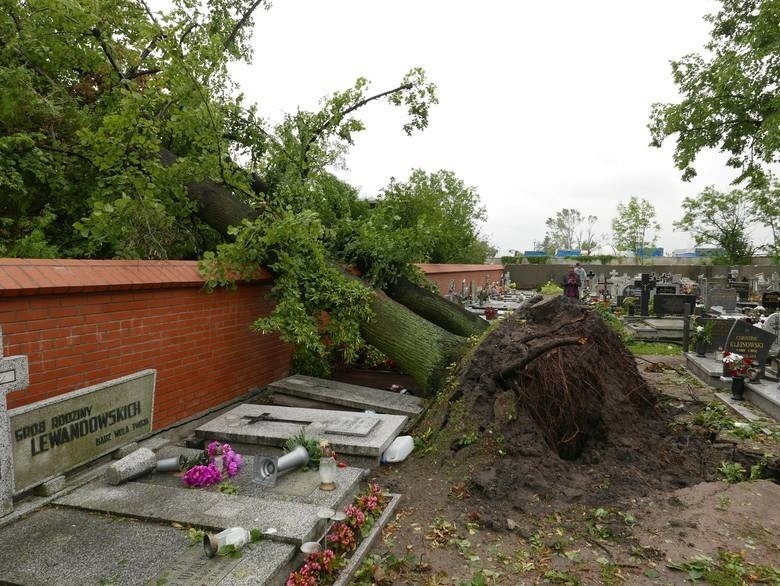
[
  {"x1": 544, "y1": 208, "x2": 582, "y2": 252},
  {"x1": 748, "y1": 177, "x2": 780, "y2": 259},
  {"x1": 674, "y1": 186, "x2": 755, "y2": 264},
  {"x1": 1, "y1": 0, "x2": 484, "y2": 391},
  {"x1": 542, "y1": 209, "x2": 599, "y2": 254},
  {"x1": 649, "y1": 0, "x2": 780, "y2": 187},
  {"x1": 611, "y1": 197, "x2": 660, "y2": 261},
  {"x1": 342, "y1": 169, "x2": 489, "y2": 286}
]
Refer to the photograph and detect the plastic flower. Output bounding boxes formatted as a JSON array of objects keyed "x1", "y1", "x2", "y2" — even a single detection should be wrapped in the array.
[
  {"x1": 344, "y1": 504, "x2": 366, "y2": 529},
  {"x1": 182, "y1": 463, "x2": 222, "y2": 487},
  {"x1": 722, "y1": 351, "x2": 753, "y2": 376}
]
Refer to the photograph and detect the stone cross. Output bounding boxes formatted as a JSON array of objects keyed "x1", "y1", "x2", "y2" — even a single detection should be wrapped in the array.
[{"x1": 1, "y1": 326, "x2": 30, "y2": 517}]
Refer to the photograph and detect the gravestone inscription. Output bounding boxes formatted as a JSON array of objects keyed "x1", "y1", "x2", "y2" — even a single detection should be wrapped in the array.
[
  {"x1": 655, "y1": 285, "x2": 679, "y2": 295},
  {"x1": 724, "y1": 320, "x2": 776, "y2": 368},
  {"x1": 9, "y1": 370, "x2": 155, "y2": 493}
]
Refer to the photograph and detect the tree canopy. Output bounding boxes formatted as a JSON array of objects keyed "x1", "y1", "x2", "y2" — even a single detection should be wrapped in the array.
[
  {"x1": 541, "y1": 209, "x2": 599, "y2": 255},
  {"x1": 674, "y1": 186, "x2": 755, "y2": 264},
  {"x1": 649, "y1": 0, "x2": 780, "y2": 188},
  {"x1": 611, "y1": 196, "x2": 660, "y2": 261},
  {"x1": 1, "y1": 0, "x2": 498, "y2": 377}
]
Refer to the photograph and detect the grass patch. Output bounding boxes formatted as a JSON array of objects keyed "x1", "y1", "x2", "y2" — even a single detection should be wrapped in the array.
[{"x1": 626, "y1": 341, "x2": 681, "y2": 356}]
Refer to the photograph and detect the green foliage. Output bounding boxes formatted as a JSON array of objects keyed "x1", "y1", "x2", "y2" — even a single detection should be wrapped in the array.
[
  {"x1": 747, "y1": 177, "x2": 780, "y2": 259},
  {"x1": 649, "y1": 0, "x2": 780, "y2": 187},
  {"x1": 526, "y1": 255, "x2": 549, "y2": 265},
  {"x1": 500, "y1": 255, "x2": 523, "y2": 264},
  {"x1": 342, "y1": 169, "x2": 489, "y2": 287},
  {"x1": 201, "y1": 209, "x2": 374, "y2": 375},
  {"x1": 669, "y1": 550, "x2": 780, "y2": 585},
  {"x1": 283, "y1": 427, "x2": 322, "y2": 469},
  {"x1": 0, "y1": 0, "x2": 264, "y2": 258},
  {"x1": 626, "y1": 341, "x2": 680, "y2": 356},
  {"x1": 543, "y1": 209, "x2": 598, "y2": 253},
  {"x1": 217, "y1": 482, "x2": 237, "y2": 495},
  {"x1": 674, "y1": 186, "x2": 755, "y2": 264},
  {"x1": 692, "y1": 402, "x2": 733, "y2": 434},
  {"x1": 186, "y1": 528, "x2": 206, "y2": 546},
  {"x1": 594, "y1": 255, "x2": 615, "y2": 265},
  {"x1": 718, "y1": 460, "x2": 747, "y2": 483},
  {"x1": 539, "y1": 280, "x2": 563, "y2": 295},
  {"x1": 611, "y1": 196, "x2": 660, "y2": 261}
]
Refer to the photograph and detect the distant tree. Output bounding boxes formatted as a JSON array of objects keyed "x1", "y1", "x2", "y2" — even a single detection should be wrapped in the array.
[
  {"x1": 578, "y1": 215, "x2": 600, "y2": 255},
  {"x1": 674, "y1": 186, "x2": 755, "y2": 264},
  {"x1": 649, "y1": 0, "x2": 780, "y2": 187},
  {"x1": 543, "y1": 208, "x2": 600, "y2": 253},
  {"x1": 748, "y1": 177, "x2": 780, "y2": 260},
  {"x1": 611, "y1": 197, "x2": 660, "y2": 262}
]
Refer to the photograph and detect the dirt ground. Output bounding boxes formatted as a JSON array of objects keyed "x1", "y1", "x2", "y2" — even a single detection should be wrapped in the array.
[{"x1": 358, "y1": 305, "x2": 780, "y2": 585}]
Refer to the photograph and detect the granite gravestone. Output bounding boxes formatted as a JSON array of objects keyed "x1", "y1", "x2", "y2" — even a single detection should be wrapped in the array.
[
  {"x1": 724, "y1": 320, "x2": 776, "y2": 368},
  {"x1": 699, "y1": 318, "x2": 736, "y2": 352},
  {"x1": 0, "y1": 326, "x2": 30, "y2": 517},
  {"x1": 762, "y1": 291, "x2": 780, "y2": 313},
  {"x1": 708, "y1": 288, "x2": 738, "y2": 312},
  {"x1": 653, "y1": 294, "x2": 696, "y2": 317},
  {"x1": 763, "y1": 312, "x2": 780, "y2": 357},
  {"x1": 9, "y1": 370, "x2": 155, "y2": 493}
]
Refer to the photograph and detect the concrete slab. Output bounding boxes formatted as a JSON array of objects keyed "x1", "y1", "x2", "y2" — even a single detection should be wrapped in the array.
[
  {"x1": 195, "y1": 404, "x2": 407, "y2": 466},
  {"x1": 685, "y1": 353, "x2": 730, "y2": 389},
  {"x1": 141, "y1": 445, "x2": 365, "y2": 509},
  {"x1": 266, "y1": 374, "x2": 424, "y2": 417},
  {"x1": 54, "y1": 481, "x2": 326, "y2": 544},
  {"x1": 0, "y1": 505, "x2": 296, "y2": 586},
  {"x1": 0, "y1": 506, "x2": 191, "y2": 586},
  {"x1": 744, "y1": 379, "x2": 780, "y2": 421}
]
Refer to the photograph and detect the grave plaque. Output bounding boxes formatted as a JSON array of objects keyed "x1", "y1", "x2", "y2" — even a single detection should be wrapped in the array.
[
  {"x1": 9, "y1": 370, "x2": 155, "y2": 493},
  {"x1": 708, "y1": 288, "x2": 738, "y2": 311},
  {"x1": 654, "y1": 294, "x2": 696, "y2": 317},
  {"x1": 655, "y1": 285, "x2": 678, "y2": 295},
  {"x1": 762, "y1": 291, "x2": 780, "y2": 313},
  {"x1": 724, "y1": 320, "x2": 776, "y2": 367}
]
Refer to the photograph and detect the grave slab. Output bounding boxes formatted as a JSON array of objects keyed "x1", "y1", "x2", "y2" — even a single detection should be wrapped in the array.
[
  {"x1": 140, "y1": 445, "x2": 365, "y2": 510},
  {"x1": 266, "y1": 374, "x2": 424, "y2": 417},
  {"x1": 195, "y1": 404, "x2": 407, "y2": 466},
  {"x1": 743, "y1": 379, "x2": 780, "y2": 421},
  {"x1": 55, "y1": 480, "x2": 325, "y2": 544},
  {"x1": 9, "y1": 369, "x2": 155, "y2": 493},
  {"x1": 0, "y1": 506, "x2": 296, "y2": 586}
]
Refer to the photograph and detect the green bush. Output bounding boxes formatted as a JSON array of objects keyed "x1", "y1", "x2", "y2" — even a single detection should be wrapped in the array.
[
  {"x1": 539, "y1": 280, "x2": 563, "y2": 295},
  {"x1": 526, "y1": 256, "x2": 549, "y2": 264}
]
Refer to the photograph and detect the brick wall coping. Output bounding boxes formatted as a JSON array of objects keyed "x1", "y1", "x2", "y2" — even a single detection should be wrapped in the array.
[
  {"x1": 0, "y1": 258, "x2": 273, "y2": 297},
  {"x1": 415, "y1": 263, "x2": 504, "y2": 274}
]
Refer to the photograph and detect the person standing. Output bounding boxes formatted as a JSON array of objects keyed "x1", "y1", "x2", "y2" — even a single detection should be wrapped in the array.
[
  {"x1": 574, "y1": 263, "x2": 588, "y2": 296},
  {"x1": 562, "y1": 266, "x2": 580, "y2": 299}
]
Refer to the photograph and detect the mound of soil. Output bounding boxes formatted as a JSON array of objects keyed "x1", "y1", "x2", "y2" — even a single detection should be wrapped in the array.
[{"x1": 421, "y1": 295, "x2": 721, "y2": 516}]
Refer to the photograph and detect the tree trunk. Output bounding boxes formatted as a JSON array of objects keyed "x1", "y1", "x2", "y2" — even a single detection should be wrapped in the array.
[
  {"x1": 171, "y1": 151, "x2": 471, "y2": 392},
  {"x1": 384, "y1": 276, "x2": 488, "y2": 338},
  {"x1": 362, "y1": 290, "x2": 468, "y2": 395}
]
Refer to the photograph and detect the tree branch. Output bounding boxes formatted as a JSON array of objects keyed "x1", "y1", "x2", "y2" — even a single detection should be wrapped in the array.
[
  {"x1": 91, "y1": 27, "x2": 127, "y2": 81},
  {"x1": 498, "y1": 336, "x2": 585, "y2": 380},
  {"x1": 224, "y1": 0, "x2": 267, "y2": 50}
]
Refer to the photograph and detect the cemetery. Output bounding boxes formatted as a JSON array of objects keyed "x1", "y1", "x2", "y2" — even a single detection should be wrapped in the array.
[{"x1": 0, "y1": 259, "x2": 779, "y2": 584}]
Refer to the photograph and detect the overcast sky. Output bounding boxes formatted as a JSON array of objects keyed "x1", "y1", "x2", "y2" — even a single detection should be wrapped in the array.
[{"x1": 231, "y1": 0, "x2": 767, "y2": 256}]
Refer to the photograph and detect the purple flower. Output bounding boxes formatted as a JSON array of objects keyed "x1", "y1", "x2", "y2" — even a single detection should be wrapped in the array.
[{"x1": 182, "y1": 463, "x2": 222, "y2": 487}]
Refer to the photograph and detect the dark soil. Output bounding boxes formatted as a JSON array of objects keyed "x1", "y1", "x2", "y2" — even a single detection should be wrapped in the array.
[{"x1": 360, "y1": 296, "x2": 780, "y2": 585}]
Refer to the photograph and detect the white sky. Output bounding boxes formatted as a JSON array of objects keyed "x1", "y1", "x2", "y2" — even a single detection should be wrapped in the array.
[{"x1": 231, "y1": 0, "x2": 772, "y2": 256}]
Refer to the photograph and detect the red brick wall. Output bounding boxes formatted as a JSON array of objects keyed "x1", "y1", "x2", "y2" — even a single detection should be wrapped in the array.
[
  {"x1": 415, "y1": 264, "x2": 505, "y2": 295},
  {"x1": 0, "y1": 259, "x2": 291, "y2": 429}
]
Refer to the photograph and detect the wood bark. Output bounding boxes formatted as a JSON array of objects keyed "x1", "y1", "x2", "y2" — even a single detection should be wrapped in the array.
[{"x1": 384, "y1": 276, "x2": 488, "y2": 338}]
